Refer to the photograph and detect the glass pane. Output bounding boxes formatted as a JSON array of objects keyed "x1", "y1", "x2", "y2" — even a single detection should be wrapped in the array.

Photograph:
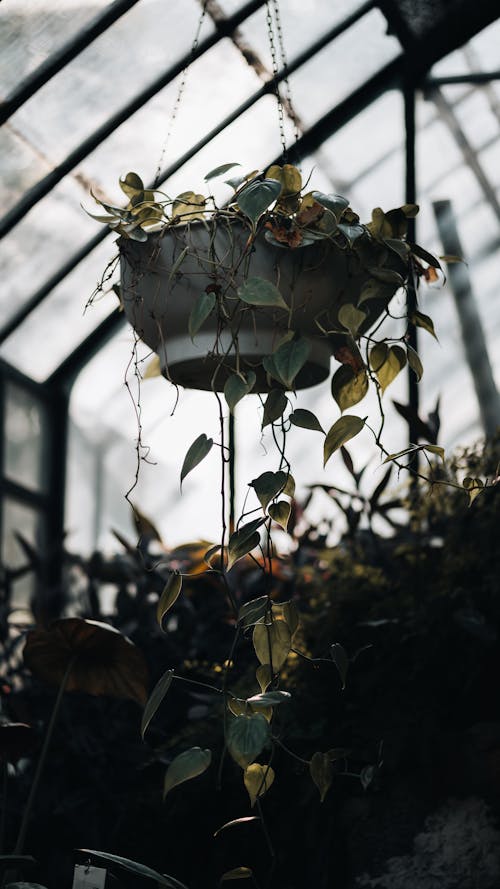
[
  {"x1": 1, "y1": 497, "x2": 43, "y2": 612},
  {"x1": 4, "y1": 382, "x2": 48, "y2": 491}
]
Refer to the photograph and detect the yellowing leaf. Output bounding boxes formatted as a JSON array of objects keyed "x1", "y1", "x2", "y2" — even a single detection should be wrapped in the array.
[
  {"x1": 171, "y1": 191, "x2": 206, "y2": 221},
  {"x1": 371, "y1": 345, "x2": 406, "y2": 393},
  {"x1": 338, "y1": 303, "x2": 366, "y2": 337},
  {"x1": 310, "y1": 751, "x2": 334, "y2": 802},
  {"x1": 141, "y1": 669, "x2": 174, "y2": 739},
  {"x1": 244, "y1": 763, "x2": 275, "y2": 807},
  {"x1": 331, "y1": 366, "x2": 368, "y2": 412},
  {"x1": 256, "y1": 664, "x2": 273, "y2": 693},
  {"x1": 324, "y1": 416, "x2": 365, "y2": 467},
  {"x1": 157, "y1": 573, "x2": 182, "y2": 627},
  {"x1": 142, "y1": 354, "x2": 162, "y2": 380},
  {"x1": 406, "y1": 345, "x2": 423, "y2": 381},
  {"x1": 221, "y1": 868, "x2": 253, "y2": 881},
  {"x1": 253, "y1": 620, "x2": 291, "y2": 671},
  {"x1": 411, "y1": 310, "x2": 438, "y2": 340}
]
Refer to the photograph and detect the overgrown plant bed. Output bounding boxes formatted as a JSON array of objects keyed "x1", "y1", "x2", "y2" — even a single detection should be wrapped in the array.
[{"x1": 1, "y1": 439, "x2": 499, "y2": 888}]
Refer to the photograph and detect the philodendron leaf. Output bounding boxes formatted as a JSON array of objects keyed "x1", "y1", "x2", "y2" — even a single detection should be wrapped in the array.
[
  {"x1": 163, "y1": 747, "x2": 211, "y2": 799},
  {"x1": 311, "y1": 192, "x2": 349, "y2": 218},
  {"x1": 157, "y1": 573, "x2": 182, "y2": 626},
  {"x1": 268, "y1": 500, "x2": 291, "y2": 531},
  {"x1": 282, "y1": 600, "x2": 299, "y2": 636},
  {"x1": 171, "y1": 191, "x2": 206, "y2": 221},
  {"x1": 78, "y1": 850, "x2": 188, "y2": 889},
  {"x1": 253, "y1": 620, "x2": 291, "y2": 671},
  {"x1": 289, "y1": 408, "x2": 324, "y2": 432},
  {"x1": 227, "y1": 714, "x2": 270, "y2": 769},
  {"x1": 330, "y1": 643, "x2": 349, "y2": 690},
  {"x1": 331, "y1": 366, "x2": 368, "y2": 412},
  {"x1": 250, "y1": 470, "x2": 288, "y2": 512},
  {"x1": 224, "y1": 372, "x2": 256, "y2": 412},
  {"x1": 262, "y1": 389, "x2": 288, "y2": 428},
  {"x1": 188, "y1": 291, "x2": 216, "y2": 341},
  {"x1": 411, "y1": 310, "x2": 438, "y2": 340},
  {"x1": 406, "y1": 344, "x2": 423, "y2": 381},
  {"x1": 238, "y1": 276, "x2": 288, "y2": 310},
  {"x1": 373, "y1": 344, "x2": 407, "y2": 393},
  {"x1": 220, "y1": 868, "x2": 253, "y2": 881},
  {"x1": 238, "y1": 596, "x2": 269, "y2": 627},
  {"x1": 244, "y1": 763, "x2": 275, "y2": 807},
  {"x1": 270, "y1": 337, "x2": 311, "y2": 390},
  {"x1": 338, "y1": 304, "x2": 367, "y2": 338},
  {"x1": 204, "y1": 162, "x2": 240, "y2": 181},
  {"x1": 324, "y1": 416, "x2": 365, "y2": 467},
  {"x1": 180, "y1": 433, "x2": 213, "y2": 488},
  {"x1": 227, "y1": 518, "x2": 266, "y2": 570},
  {"x1": 141, "y1": 669, "x2": 175, "y2": 739},
  {"x1": 283, "y1": 473, "x2": 295, "y2": 497},
  {"x1": 256, "y1": 664, "x2": 273, "y2": 692},
  {"x1": 237, "y1": 178, "x2": 282, "y2": 224},
  {"x1": 119, "y1": 171, "x2": 145, "y2": 196},
  {"x1": 310, "y1": 752, "x2": 334, "y2": 802},
  {"x1": 247, "y1": 690, "x2": 291, "y2": 708}
]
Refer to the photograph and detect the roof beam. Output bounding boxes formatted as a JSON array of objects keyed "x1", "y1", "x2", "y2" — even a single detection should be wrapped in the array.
[
  {"x1": 0, "y1": 0, "x2": 142, "y2": 125},
  {"x1": 0, "y1": 0, "x2": 268, "y2": 241}
]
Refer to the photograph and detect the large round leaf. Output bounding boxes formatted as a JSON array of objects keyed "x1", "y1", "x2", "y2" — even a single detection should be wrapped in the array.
[
  {"x1": 24, "y1": 619, "x2": 148, "y2": 706},
  {"x1": 163, "y1": 747, "x2": 211, "y2": 799}
]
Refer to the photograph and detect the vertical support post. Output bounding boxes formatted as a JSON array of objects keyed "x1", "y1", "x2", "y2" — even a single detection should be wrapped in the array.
[
  {"x1": 44, "y1": 385, "x2": 70, "y2": 588},
  {"x1": 404, "y1": 79, "x2": 420, "y2": 453},
  {"x1": 433, "y1": 200, "x2": 500, "y2": 437},
  {"x1": 228, "y1": 412, "x2": 236, "y2": 534}
]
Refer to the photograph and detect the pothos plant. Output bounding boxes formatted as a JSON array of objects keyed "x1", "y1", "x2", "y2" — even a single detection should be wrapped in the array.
[{"x1": 85, "y1": 161, "x2": 490, "y2": 881}]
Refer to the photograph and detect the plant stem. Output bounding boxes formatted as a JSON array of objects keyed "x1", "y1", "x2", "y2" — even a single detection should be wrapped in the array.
[
  {"x1": 14, "y1": 658, "x2": 75, "y2": 855},
  {"x1": 0, "y1": 762, "x2": 7, "y2": 854},
  {"x1": 172, "y1": 674, "x2": 224, "y2": 695}
]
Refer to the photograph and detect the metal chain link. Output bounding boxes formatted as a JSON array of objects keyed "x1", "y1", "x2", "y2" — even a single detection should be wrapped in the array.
[
  {"x1": 271, "y1": 0, "x2": 301, "y2": 152},
  {"x1": 265, "y1": 0, "x2": 287, "y2": 160},
  {"x1": 153, "y1": 2, "x2": 208, "y2": 188}
]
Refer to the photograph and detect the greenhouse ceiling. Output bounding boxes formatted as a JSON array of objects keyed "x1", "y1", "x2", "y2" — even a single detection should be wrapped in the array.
[{"x1": 1, "y1": 0, "x2": 500, "y2": 557}]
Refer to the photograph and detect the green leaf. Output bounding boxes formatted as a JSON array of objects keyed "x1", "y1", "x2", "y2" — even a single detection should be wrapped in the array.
[
  {"x1": 157, "y1": 573, "x2": 182, "y2": 627},
  {"x1": 188, "y1": 291, "x2": 216, "y2": 341},
  {"x1": 289, "y1": 408, "x2": 324, "y2": 432},
  {"x1": 411, "y1": 310, "x2": 438, "y2": 340},
  {"x1": 227, "y1": 714, "x2": 270, "y2": 768},
  {"x1": 205, "y1": 162, "x2": 240, "y2": 181},
  {"x1": 338, "y1": 304, "x2": 367, "y2": 338},
  {"x1": 213, "y1": 817, "x2": 260, "y2": 837},
  {"x1": 311, "y1": 192, "x2": 349, "y2": 218},
  {"x1": 268, "y1": 500, "x2": 291, "y2": 531},
  {"x1": 382, "y1": 445, "x2": 419, "y2": 464},
  {"x1": 220, "y1": 868, "x2": 253, "y2": 882},
  {"x1": 406, "y1": 344, "x2": 423, "y2": 381},
  {"x1": 244, "y1": 764, "x2": 275, "y2": 807},
  {"x1": 411, "y1": 243, "x2": 441, "y2": 269},
  {"x1": 78, "y1": 851, "x2": 188, "y2": 889},
  {"x1": 237, "y1": 178, "x2": 282, "y2": 224},
  {"x1": 310, "y1": 752, "x2": 334, "y2": 802},
  {"x1": 227, "y1": 520, "x2": 265, "y2": 570},
  {"x1": 238, "y1": 596, "x2": 269, "y2": 627},
  {"x1": 246, "y1": 691, "x2": 291, "y2": 708},
  {"x1": 283, "y1": 473, "x2": 295, "y2": 497},
  {"x1": 262, "y1": 389, "x2": 288, "y2": 428},
  {"x1": 141, "y1": 669, "x2": 175, "y2": 739},
  {"x1": 367, "y1": 266, "x2": 405, "y2": 286},
  {"x1": 250, "y1": 470, "x2": 288, "y2": 512},
  {"x1": 168, "y1": 246, "x2": 189, "y2": 283},
  {"x1": 269, "y1": 337, "x2": 311, "y2": 390},
  {"x1": 224, "y1": 372, "x2": 256, "y2": 412},
  {"x1": 256, "y1": 664, "x2": 273, "y2": 692},
  {"x1": 237, "y1": 276, "x2": 288, "y2": 310},
  {"x1": 163, "y1": 747, "x2": 212, "y2": 799},
  {"x1": 282, "y1": 600, "x2": 299, "y2": 636},
  {"x1": 331, "y1": 366, "x2": 368, "y2": 412},
  {"x1": 338, "y1": 222, "x2": 365, "y2": 245},
  {"x1": 180, "y1": 434, "x2": 213, "y2": 488},
  {"x1": 324, "y1": 416, "x2": 365, "y2": 467},
  {"x1": 253, "y1": 620, "x2": 291, "y2": 670},
  {"x1": 330, "y1": 643, "x2": 349, "y2": 690}
]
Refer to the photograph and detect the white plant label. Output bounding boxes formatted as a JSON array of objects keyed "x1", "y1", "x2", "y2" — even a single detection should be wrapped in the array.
[{"x1": 72, "y1": 864, "x2": 107, "y2": 888}]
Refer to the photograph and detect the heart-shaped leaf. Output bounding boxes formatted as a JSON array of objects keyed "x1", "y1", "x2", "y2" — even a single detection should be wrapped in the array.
[
  {"x1": 331, "y1": 366, "x2": 368, "y2": 412},
  {"x1": 268, "y1": 500, "x2": 291, "y2": 531},
  {"x1": 244, "y1": 763, "x2": 275, "y2": 807},
  {"x1": 157, "y1": 573, "x2": 182, "y2": 627},
  {"x1": 224, "y1": 372, "x2": 256, "y2": 412},
  {"x1": 238, "y1": 276, "x2": 288, "y2": 310},
  {"x1": 271, "y1": 337, "x2": 311, "y2": 390},
  {"x1": 250, "y1": 471, "x2": 288, "y2": 512},
  {"x1": 227, "y1": 715, "x2": 270, "y2": 768},
  {"x1": 310, "y1": 752, "x2": 334, "y2": 802},
  {"x1": 237, "y1": 178, "x2": 282, "y2": 224},
  {"x1": 227, "y1": 518, "x2": 265, "y2": 570},
  {"x1": 411, "y1": 310, "x2": 438, "y2": 340},
  {"x1": 324, "y1": 416, "x2": 365, "y2": 467},
  {"x1": 289, "y1": 409, "x2": 324, "y2": 432},
  {"x1": 205, "y1": 162, "x2": 240, "y2": 181},
  {"x1": 180, "y1": 434, "x2": 213, "y2": 488},
  {"x1": 338, "y1": 304, "x2": 367, "y2": 338},
  {"x1": 262, "y1": 390, "x2": 288, "y2": 428},
  {"x1": 253, "y1": 620, "x2": 291, "y2": 671},
  {"x1": 256, "y1": 664, "x2": 273, "y2": 693},
  {"x1": 238, "y1": 596, "x2": 269, "y2": 628},
  {"x1": 163, "y1": 747, "x2": 211, "y2": 799},
  {"x1": 311, "y1": 192, "x2": 349, "y2": 219}
]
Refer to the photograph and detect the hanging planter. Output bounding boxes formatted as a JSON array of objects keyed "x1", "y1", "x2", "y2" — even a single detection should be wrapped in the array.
[{"x1": 92, "y1": 164, "x2": 416, "y2": 395}]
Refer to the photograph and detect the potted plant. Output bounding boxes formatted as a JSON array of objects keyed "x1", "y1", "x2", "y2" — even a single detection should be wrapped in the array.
[{"x1": 88, "y1": 163, "x2": 428, "y2": 398}]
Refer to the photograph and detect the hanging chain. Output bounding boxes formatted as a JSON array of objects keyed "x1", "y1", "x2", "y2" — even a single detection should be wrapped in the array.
[
  {"x1": 265, "y1": 0, "x2": 301, "y2": 165},
  {"x1": 153, "y1": 2, "x2": 208, "y2": 188},
  {"x1": 271, "y1": 0, "x2": 301, "y2": 153}
]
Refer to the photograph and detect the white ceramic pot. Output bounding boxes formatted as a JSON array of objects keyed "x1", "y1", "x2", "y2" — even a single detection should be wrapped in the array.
[{"x1": 120, "y1": 219, "x2": 401, "y2": 392}]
